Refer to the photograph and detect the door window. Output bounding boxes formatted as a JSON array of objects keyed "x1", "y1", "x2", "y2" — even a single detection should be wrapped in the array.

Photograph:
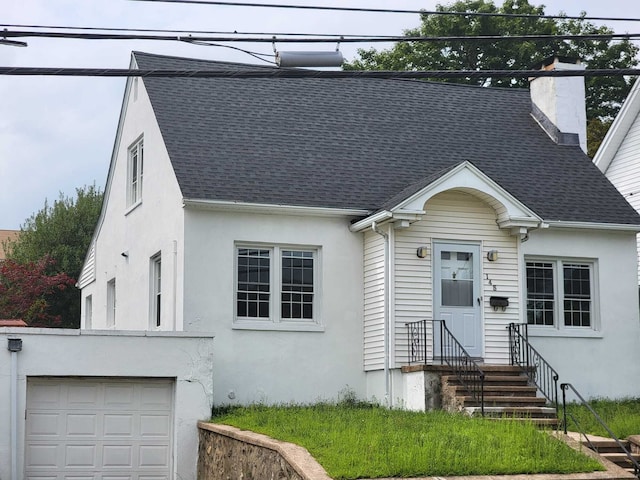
[{"x1": 440, "y1": 251, "x2": 474, "y2": 307}]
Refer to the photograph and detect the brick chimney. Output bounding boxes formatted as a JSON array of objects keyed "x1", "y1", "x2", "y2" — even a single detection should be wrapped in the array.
[{"x1": 529, "y1": 56, "x2": 587, "y2": 154}]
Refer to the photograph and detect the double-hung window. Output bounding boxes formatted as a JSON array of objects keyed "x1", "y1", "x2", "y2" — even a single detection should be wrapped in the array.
[
  {"x1": 235, "y1": 245, "x2": 320, "y2": 330},
  {"x1": 526, "y1": 259, "x2": 597, "y2": 331},
  {"x1": 127, "y1": 136, "x2": 144, "y2": 208}
]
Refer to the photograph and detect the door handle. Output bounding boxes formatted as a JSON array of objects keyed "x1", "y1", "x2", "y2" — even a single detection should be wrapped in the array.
[{"x1": 477, "y1": 297, "x2": 481, "y2": 306}]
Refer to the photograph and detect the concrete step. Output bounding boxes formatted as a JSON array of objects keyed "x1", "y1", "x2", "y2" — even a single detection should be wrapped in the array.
[
  {"x1": 443, "y1": 374, "x2": 530, "y2": 385},
  {"x1": 599, "y1": 452, "x2": 640, "y2": 468},
  {"x1": 586, "y1": 439, "x2": 631, "y2": 454},
  {"x1": 452, "y1": 385, "x2": 538, "y2": 396},
  {"x1": 462, "y1": 395, "x2": 548, "y2": 407},
  {"x1": 465, "y1": 406, "x2": 559, "y2": 427}
]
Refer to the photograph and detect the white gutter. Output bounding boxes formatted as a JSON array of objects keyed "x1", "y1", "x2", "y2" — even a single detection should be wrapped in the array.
[
  {"x1": 350, "y1": 210, "x2": 393, "y2": 232},
  {"x1": 183, "y1": 198, "x2": 369, "y2": 218},
  {"x1": 543, "y1": 221, "x2": 640, "y2": 232},
  {"x1": 371, "y1": 221, "x2": 391, "y2": 407}
]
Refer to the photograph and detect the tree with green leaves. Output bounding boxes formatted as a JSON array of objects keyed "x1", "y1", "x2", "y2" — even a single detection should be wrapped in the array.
[
  {"x1": 345, "y1": 0, "x2": 638, "y2": 157},
  {"x1": 3, "y1": 185, "x2": 103, "y2": 327}
]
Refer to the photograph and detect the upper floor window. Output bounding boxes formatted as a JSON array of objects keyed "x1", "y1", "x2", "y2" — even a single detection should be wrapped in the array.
[
  {"x1": 235, "y1": 244, "x2": 320, "y2": 330},
  {"x1": 127, "y1": 136, "x2": 144, "y2": 208},
  {"x1": 526, "y1": 259, "x2": 596, "y2": 330}
]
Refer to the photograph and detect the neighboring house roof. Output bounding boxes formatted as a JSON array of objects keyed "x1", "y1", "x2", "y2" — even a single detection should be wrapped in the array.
[
  {"x1": 0, "y1": 230, "x2": 19, "y2": 261},
  {"x1": 134, "y1": 51, "x2": 640, "y2": 226},
  {"x1": 593, "y1": 77, "x2": 640, "y2": 174}
]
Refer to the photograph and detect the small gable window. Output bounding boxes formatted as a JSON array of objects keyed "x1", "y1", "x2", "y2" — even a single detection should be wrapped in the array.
[
  {"x1": 235, "y1": 244, "x2": 321, "y2": 331},
  {"x1": 127, "y1": 136, "x2": 144, "y2": 208}
]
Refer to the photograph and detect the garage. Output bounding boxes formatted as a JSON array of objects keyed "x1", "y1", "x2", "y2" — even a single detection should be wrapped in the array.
[{"x1": 24, "y1": 377, "x2": 174, "y2": 480}]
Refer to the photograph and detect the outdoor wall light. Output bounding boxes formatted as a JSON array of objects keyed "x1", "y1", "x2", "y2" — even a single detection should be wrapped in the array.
[
  {"x1": 416, "y1": 246, "x2": 429, "y2": 258},
  {"x1": 487, "y1": 250, "x2": 499, "y2": 262}
]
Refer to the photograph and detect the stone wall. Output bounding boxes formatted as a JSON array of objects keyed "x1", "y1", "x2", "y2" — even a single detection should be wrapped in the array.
[{"x1": 197, "y1": 422, "x2": 332, "y2": 480}]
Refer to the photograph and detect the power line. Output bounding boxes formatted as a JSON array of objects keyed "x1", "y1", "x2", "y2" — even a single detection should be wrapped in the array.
[
  {"x1": 1, "y1": 66, "x2": 639, "y2": 78},
  {"x1": 0, "y1": 23, "x2": 399, "y2": 39},
  {"x1": 128, "y1": 0, "x2": 640, "y2": 23},
  {"x1": 4, "y1": 29, "x2": 640, "y2": 43}
]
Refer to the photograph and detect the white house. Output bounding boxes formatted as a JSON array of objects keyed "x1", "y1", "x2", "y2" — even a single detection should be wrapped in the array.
[
  {"x1": 79, "y1": 52, "x2": 640, "y2": 414},
  {"x1": 593, "y1": 77, "x2": 640, "y2": 283}
]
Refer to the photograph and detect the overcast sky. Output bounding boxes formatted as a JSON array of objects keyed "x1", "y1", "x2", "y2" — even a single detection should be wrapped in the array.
[{"x1": 1, "y1": 0, "x2": 638, "y2": 229}]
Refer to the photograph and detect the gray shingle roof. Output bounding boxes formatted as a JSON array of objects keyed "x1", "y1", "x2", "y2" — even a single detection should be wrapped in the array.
[{"x1": 134, "y1": 51, "x2": 640, "y2": 225}]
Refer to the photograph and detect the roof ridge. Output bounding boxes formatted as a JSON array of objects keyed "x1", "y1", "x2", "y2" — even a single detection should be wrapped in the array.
[{"x1": 132, "y1": 50, "x2": 277, "y2": 70}]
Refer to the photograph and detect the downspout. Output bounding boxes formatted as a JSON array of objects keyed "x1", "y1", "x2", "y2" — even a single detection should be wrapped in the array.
[
  {"x1": 371, "y1": 222, "x2": 391, "y2": 407},
  {"x1": 8, "y1": 338, "x2": 23, "y2": 480},
  {"x1": 172, "y1": 240, "x2": 178, "y2": 330}
]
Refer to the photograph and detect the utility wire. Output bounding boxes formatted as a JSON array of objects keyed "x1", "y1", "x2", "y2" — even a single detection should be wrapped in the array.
[
  {"x1": 0, "y1": 23, "x2": 400, "y2": 39},
  {"x1": 5, "y1": 29, "x2": 640, "y2": 43},
  {"x1": 128, "y1": 0, "x2": 640, "y2": 23},
  {"x1": 1, "y1": 67, "x2": 639, "y2": 78}
]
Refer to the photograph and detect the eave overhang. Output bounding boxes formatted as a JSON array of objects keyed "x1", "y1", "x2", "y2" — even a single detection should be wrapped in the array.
[{"x1": 183, "y1": 198, "x2": 370, "y2": 218}]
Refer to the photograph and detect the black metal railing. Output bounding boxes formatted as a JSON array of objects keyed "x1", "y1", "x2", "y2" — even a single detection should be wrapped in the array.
[
  {"x1": 508, "y1": 323, "x2": 559, "y2": 409},
  {"x1": 435, "y1": 319, "x2": 485, "y2": 416},
  {"x1": 561, "y1": 383, "x2": 640, "y2": 477},
  {"x1": 406, "y1": 319, "x2": 430, "y2": 365}
]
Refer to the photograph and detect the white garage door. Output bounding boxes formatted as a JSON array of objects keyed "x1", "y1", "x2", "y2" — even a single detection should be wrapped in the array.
[{"x1": 25, "y1": 377, "x2": 174, "y2": 480}]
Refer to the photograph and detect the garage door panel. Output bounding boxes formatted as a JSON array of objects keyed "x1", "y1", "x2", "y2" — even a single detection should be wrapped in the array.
[
  {"x1": 26, "y1": 378, "x2": 174, "y2": 479},
  {"x1": 28, "y1": 413, "x2": 61, "y2": 436},
  {"x1": 67, "y1": 414, "x2": 98, "y2": 437},
  {"x1": 140, "y1": 386, "x2": 172, "y2": 409},
  {"x1": 140, "y1": 415, "x2": 170, "y2": 437},
  {"x1": 104, "y1": 414, "x2": 135, "y2": 437},
  {"x1": 65, "y1": 444, "x2": 97, "y2": 467},
  {"x1": 26, "y1": 443, "x2": 60, "y2": 467},
  {"x1": 67, "y1": 385, "x2": 100, "y2": 409}
]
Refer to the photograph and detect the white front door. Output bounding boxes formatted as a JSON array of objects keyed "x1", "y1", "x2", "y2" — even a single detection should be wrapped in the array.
[{"x1": 434, "y1": 242, "x2": 483, "y2": 358}]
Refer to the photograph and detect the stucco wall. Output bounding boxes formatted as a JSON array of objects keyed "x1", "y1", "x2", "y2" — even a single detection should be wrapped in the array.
[
  {"x1": 183, "y1": 208, "x2": 366, "y2": 405},
  {"x1": 521, "y1": 227, "x2": 640, "y2": 399},
  {"x1": 0, "y1": 328, "x2": 214, "y2": 480},
  {"x1": 81, "y1": 74, "x2": 185, "y2": 331}
]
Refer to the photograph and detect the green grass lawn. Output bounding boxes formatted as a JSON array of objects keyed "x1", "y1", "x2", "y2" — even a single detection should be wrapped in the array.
[
  {"x1": 211, "y1": 403, "x2": 603, "y2": 479},
  {"x1": 565, "y1": 398, "x2": 640, "y2": 439}
]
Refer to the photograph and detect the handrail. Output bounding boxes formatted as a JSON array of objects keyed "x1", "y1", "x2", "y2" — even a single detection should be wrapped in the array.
[
  {"x1": 406, "y1": 318, "x2": 429, "y2": 365},
  {"x1": 508, "y1": 323, "x2": 559, "y2": 411},
  {"x1": 561, "y1": 383, "x2": 640, "y2": 477},
  {"x1": 405, "y1": 319, "x2": 486, "y2": 415},
  {"x1": 434, "y1": 319, "x2": 485, "y2": 416}
]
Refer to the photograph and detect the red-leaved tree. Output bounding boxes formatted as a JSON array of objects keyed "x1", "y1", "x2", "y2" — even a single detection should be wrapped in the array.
[{"x1": 0, "y1": 256, "x2": 76, "y2": 327}]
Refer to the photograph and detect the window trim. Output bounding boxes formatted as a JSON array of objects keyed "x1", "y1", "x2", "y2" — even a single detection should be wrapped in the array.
[
  {"x1": 150, "y1": 252, "x2": 162, "y2": 329},
  {"x1": 233, "y1": 243, "x2": 323, "y2": 332},
  {"x1": 126, "y1": 135, "x2": 144, "y2": 210},
  {"x1": 84, "y1": 295, "x2": 92, "y2": 330},
  {"x1": 525, "y1": 256, "x2": 600, "y2": 336}
]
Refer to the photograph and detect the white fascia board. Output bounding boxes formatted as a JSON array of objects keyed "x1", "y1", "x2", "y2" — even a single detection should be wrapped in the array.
[
  {"x1": 78, "y1": 56, "x2": 137, "y2": 282},
  {"x1": 593, "y1": 77, "x2": 640, "y2": 173},
  {"x1": 544, "y1": 220, "x2": 640, "y2": 232},
  {"x1": 183, "y1": 198, "x2": 370, "y2": 219},
  {"x1": 393, "y1": 161, "x2": 542, "y2": 224}
]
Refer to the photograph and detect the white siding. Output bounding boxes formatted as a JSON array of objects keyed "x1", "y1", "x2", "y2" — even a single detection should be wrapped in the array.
[
  {"x1": 77, "y1": 243, "x2": 95, "y2": 288},
  {"x1": 364, "y1": 230, "x2": 385, "y2": 370},
  {"x1": 394, "y1": 190, "x2": 519, "y2": 365},
  {"x1": 603, "y1": 109, "x2": 640, "y2": 282}
]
